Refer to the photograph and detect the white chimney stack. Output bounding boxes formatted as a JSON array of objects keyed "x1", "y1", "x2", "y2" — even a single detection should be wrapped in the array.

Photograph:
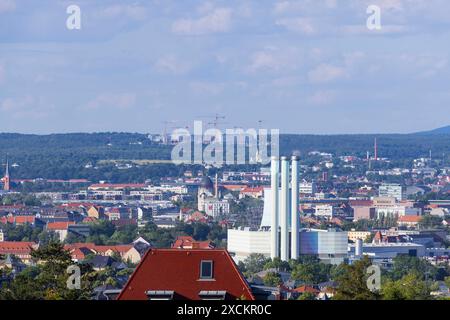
[
  {"x1": 280, "y1": 156, "x2": 290, "y2": 261},
  {"x1": 355, "y1": 238, "x2": 363, "y2": 258},
  {"x1": 270, "y1": 156, "x2": 279, "y2": 259},
  {"x1": 270, "y1": 155, "x2": 301, "y2": 261},
  {"x1": 290, "y1": 156, "x2": 300, "y2": 260}
]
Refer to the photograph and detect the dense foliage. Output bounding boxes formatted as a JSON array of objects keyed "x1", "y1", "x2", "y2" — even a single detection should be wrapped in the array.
[{"x1": 2, "y1": 132, "x2": 450, "y2": 182}]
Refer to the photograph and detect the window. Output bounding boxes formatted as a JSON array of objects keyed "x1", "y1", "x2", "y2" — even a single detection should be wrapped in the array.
[
  {"x1": 200, "y1": 260, "x2": 214, "y2": 279},
  {"x1": 146, "y1": 290, "x2": 174, "y2": 300},
  {"x1": 199, "y1": 291, "x2": 226, "y2": 300}
]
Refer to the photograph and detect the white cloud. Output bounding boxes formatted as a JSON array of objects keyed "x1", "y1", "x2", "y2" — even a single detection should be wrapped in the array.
[
  {"x1": 247, "y1": 47, "x2": 302, "y2": 73},
  {"x1": 1, "y1": 95, "x2": 34, "y2": 111},
  {"x1": 0, "y1": 95, "x2": 52, "y2": 119},
  {"x1": 154, "y1": 55, "x2": 191, "y2": 75},
  {"x1": 0, "y1": 0, "x2": 15, "y2": 14},
  {"x1": 172, "y1": 8, "x2": 232, "y2": 35},
  {"x1": 308, "y1": 90, "x2": 336, "y2": 105},
  {"x1": 98, "y1": 4, "x2": 147, "y2": 21},
  {"x1": 0, "y1": 63, "x2": 5, "y2": 84},
  {"x1": 85, "y1": 93, "x2": 137, "y2": 110},
  {"x1": 276, "y1": 18, "x2": 316, "y2": 35},
  {"x1": 308, "y1": 64, "x2": 347, "y2": 83},
  {"x1": 340, "y1": 24, "x2": 411, "y2": 35},
  {"x1": 249, "y1": 51, "x2": 282, "y2": 72},
  {"x1": 190, "y1": 81, "x2": 224, "y2": 95}
]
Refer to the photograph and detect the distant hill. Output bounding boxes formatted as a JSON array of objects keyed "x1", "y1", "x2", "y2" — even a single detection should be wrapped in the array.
[
  {"x1": 416, "y1": 125, "x2": 450, "y2": 135},
  {"x1": 1, "y1": 132, "x2": 450, "y2": 182}
]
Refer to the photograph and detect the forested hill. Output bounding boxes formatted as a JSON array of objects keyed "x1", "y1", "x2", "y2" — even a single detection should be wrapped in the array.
[
  {"x1": 416, "y1": 126, "x2": 450, "y2": 135},
  {"x1": 282, "y1": 133, "x2": 450, "y2": 159},
  {"x1": 0, "y1": 133, "x2": 174, "y2": 182},
  {"x1": 0, "y1": 132, "x2": 170, "y2": 160},
  {"x1": 1, "y1": 132, "x2": 450, "y2": 182}
]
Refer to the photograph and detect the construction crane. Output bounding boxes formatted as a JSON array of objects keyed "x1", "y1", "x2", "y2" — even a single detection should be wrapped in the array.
[
  {"x1": 208, "y1": 113, "x2": 226, "y2": 129},
  {"x1": 197, "y1": 113, "x2": 227, "y2": 129},
  {"x1": 161, "y1": 120, "x2": 179, "y2": 145}
]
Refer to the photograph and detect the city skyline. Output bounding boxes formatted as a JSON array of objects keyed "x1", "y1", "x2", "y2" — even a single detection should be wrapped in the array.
[{"x1": 1, "y1": 0, "x2": 450, "y2": 134}]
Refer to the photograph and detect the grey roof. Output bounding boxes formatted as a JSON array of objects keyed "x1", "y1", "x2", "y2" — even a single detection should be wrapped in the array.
[
  {"x1": 89, "y1": 255, "x2": 114, "y2": 268},
  {"x1": 200, "y1": 176, "x2": 214, "y2": 189}
]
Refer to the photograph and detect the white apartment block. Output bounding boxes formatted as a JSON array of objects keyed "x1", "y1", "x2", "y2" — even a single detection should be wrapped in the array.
[
  {"x1": 379, "y1": 184, "x2": 404, "y2": 201},
  {"x1": 204, "y1": 199, "x2": 230, "y2": 218}
]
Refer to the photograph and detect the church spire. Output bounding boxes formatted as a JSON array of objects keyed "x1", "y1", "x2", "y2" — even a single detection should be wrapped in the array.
[
  {"x1": 3, "y1": 155, "x2": 10, "y2": 191},
  {"x1": 5, "y1": 154, "x2": 9, "y2": 178}
]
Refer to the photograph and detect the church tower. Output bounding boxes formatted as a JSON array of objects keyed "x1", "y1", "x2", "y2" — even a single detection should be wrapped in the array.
[{"x1": 3, "y1": 156, "x2": 10, "y2": 191}]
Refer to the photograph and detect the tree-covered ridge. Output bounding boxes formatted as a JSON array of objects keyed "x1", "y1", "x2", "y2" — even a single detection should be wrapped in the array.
[{"x1": 1, "y1": 132, "x2": 450, "y2": 182}]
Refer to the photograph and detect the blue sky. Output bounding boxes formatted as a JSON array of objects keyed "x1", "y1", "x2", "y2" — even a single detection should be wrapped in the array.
[{"x1": 0, "y1": 0, "x2": 449, "y2": 134}]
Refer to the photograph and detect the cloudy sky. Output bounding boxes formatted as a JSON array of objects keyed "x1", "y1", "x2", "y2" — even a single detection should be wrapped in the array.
[{"x1": 0, "y1": 0, "x2": 449, "y2": 134}]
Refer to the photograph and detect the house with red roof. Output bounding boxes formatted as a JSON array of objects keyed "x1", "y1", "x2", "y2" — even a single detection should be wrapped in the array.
[
  {"x1": 64, "y1": 243, "x2": 142, "y2": 264},
  {"x1": 185, "y1": 211, "x2": 210, "y2": 224},
  {"x1": 0, "y1": 241, "x2": 38, "y2": 264},
  {"x1": 117, "y1": 248, "x2": 254, "y2": 300},
  {"x1": 398, "y1": 215, "x2": 422, "y2": 228},
  {"x1": 171, "y1": 236, "x2": 215, "y2": 250},
  {"x1": 46, "y1": 221, "x2": 75, "y2": 242},
  {"x1": 0, "y1": 215, "x2": 37, "y2": 226},
  {"x1": 293, "y1": 285, "x2": 320, "y2": 295},
  {"x1": 222, "y1": 184, "x2": 247, "y2": 192},
  {"x1": 239, "y1": 186, "x2": 264, "y2": 199}
]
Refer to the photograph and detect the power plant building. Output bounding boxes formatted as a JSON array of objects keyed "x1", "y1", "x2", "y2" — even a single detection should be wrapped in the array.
[{"x1": 227, "y1": 156, "x2": 348, "y2": 264}]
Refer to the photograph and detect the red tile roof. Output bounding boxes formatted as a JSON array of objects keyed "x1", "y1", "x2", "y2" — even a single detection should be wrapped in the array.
[
  {"x1": 240, "y1": 186, "x2": 264, "y2": 194},
  {"x1": 171, "y1": 236, "x2": 215, "y2": 249},
  {"x1": 88, "y1": 183, "x2": 146, "y2": 190},
  {"x1": 186, "y1": 211, "x2": 209, "y2": 223},
  {"x1": 222, "y1": 185, "x2": 247, "y2": 191},
  {"x1": 293, "y1": 285, "x2": 320, "y2": 294},
  {"x1": 65, "y1": 243, "x2": 133, "y2": 254},
  {"x1": 0, "y1": 215, "x2": 35, "y2": 225},
  {"x1": 117, "y1": 249, "x2": 254, "y2": 300},
  {"x1": 398, "y1": 215, "x2": 422, "y2": 223},
  {"x1": 47, "y1": 221, "x2": 75, "y2": 230},
  {"x1": 0, "y1": 241, "x2": 37, "y2": 255}
]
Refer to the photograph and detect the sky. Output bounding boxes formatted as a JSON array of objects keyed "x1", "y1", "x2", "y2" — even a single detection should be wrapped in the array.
[{"x1": 0, "y1": 0, "x2": 450, "y2": 135}]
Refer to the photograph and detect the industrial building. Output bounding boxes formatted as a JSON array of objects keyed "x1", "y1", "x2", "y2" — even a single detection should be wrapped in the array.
[
  {"x1": 227, "y1": 156, "x2": 348, "y2": 264},
  {"x1": 348, "y1": 241, "x2": 426, "y2": 265}
]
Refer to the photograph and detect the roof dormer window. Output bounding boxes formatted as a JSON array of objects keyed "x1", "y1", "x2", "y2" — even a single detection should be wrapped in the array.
[{"x1": 200, "y1": 260, "x2": 213, "y2": 279}]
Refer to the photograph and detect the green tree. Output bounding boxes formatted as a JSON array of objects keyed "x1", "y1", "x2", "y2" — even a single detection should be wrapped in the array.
[
  {"x1": 290, "y1": 256, "x2": 332, "y2": 285},
  {"x1": 382, "y1": 273, "x2": 431, "y2": 300},
  {"x1": 334, "y1": 256, "x2": 380, "y2": 300},
  {"x1": 264, "y1": 258, "x2": 291, "y2": 272},
  {"x1": 419, "y1": 215, "x2": 443, "y2": 229},
  {"x1": 443, "y1": 276, "x2": 450, "y2": 293},
  {"x1": 263, "y1": 272, "x2": 282, "y2": 287},
  {"x1": 297, "y1": 292, "x2": 316, "y2": 300},
  {"x1": 242, "y1": 253, "x2": 269, "y2": 276},
  {"x1": 390, "y1": 255, "x2": 437, "y2": 281},
  {"x1": 0, "y1": 242, "x2": 95, "y2": 300}
]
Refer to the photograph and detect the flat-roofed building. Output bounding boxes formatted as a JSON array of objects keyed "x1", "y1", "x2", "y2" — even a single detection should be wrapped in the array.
[{"x1": 379, "y1": 184, "x2": 404, "y2": 201}]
